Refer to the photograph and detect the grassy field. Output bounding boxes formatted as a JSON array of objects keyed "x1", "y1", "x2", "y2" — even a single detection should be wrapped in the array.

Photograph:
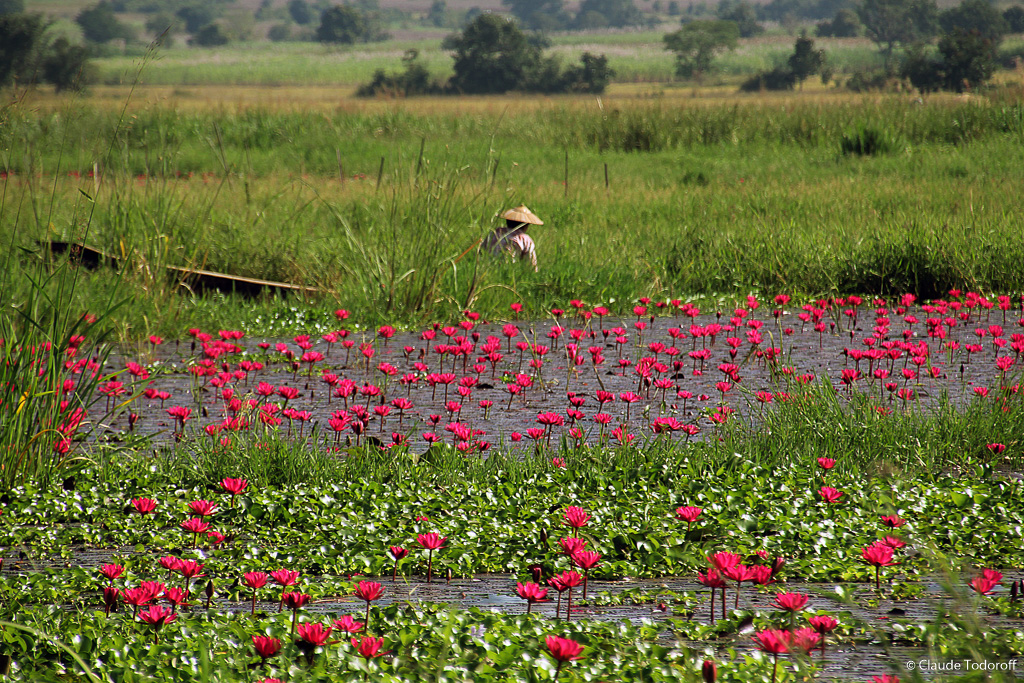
[{"x1": 83, "y1": 34, "x2": 892, "y2": 87}]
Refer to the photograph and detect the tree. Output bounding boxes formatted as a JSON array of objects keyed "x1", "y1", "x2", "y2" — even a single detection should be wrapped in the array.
[
  {"x1": 42, "y1": 37, "x2": 93, "y2": 92},
  {"x1": 176, "y1": 4, "x2": 219, "y2": 34},
  {"x1": 1004, "y1": 5, "x2": 1024, "y2": 34},
  {"x1": 760, "y1": 0, "x2": 812, "y2": 22},
  {"x1": 716, "y1": 0, "x2": 762, "y2": 37},
  {"x1": 788, "y1": 32, "x2": 826, "y2": 86},
  {"x1": 574, "y1": 0, "x2": 643, "y2": 28},
  {"x1": 221, "y1": 9, "x2": 254, "y2": 41},
  {"x1": 816, "y1": 8, "x2": 862, "y2": 37},
  {"x1": 268, "y1": 23, "x2": 292, "y2": 41},
  {"x1": 663, "y1": 20, "x2": 739, "y2": 79},
  {"x1": 559, "y1": 51, "x2": 615, "y2": 92},
  {"x1": 189, "y1": 23, "x2": 229, "y2": 46},
  {"x1": 0, "y1": 13, "x2": 94, "y2": 92},
  {"x1": 900, "y1": 42, "x2": 944, "y2": 92},
  {"x1": 900, "y1": 27, "x2": 996, "y2": 92},
  {"x1": 502, "y1": 0, "x2": 569, "y2": 30},
  {"x1": 0, "y1": 12, "x2": 46, "y2": 86},
  {"x1": 427, "y1": 0, "x2": 448, "y2": 27},
  {"x1": 443, "y1": 14, "x2": 541, "y2": 93},
  {"x1": 76, "y1": 1, "x2": 134, "y2": 43},
  {"x1": 361, "y1": 16, "x2": 611, "y2": 95},
  {"x1": 939, "y1": 27, "x2": 995, "y2": 91},
  {"x1": 288, "y1": 0, "x2": 315, "y2": 25},
  {"x1": 0, "y1": 0, "x2": 25, "y2": 16},
  {"x1": 357, "y1": 48, "x2": 444, "y2": 96},
  {"x1": 857, "y1": 0, "x2": 938, "y2": 67},
  {"x1": 144, "y1": 12, "x2": 177, "y2": 41},
  {"x1": 740, "y1": 65, "x2": 797, "y2": 90},
  {"x1": 316, "y1": 5, "x2": 386, "y2": 44},
  {"x1": 939, "y1": 0, "x2": 1008, "y2": 44}
]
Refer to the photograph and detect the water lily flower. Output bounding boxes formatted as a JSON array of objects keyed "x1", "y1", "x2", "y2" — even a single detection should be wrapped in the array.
[
  {"x1": 702, "y1": 659, "x2": 716, "y2": 683},
  {"x1": 970, "y1": 569, "x2": 1002, "y2": 595},
  {"x1": 220, "y1": 478, "x2": 248, "y2": 506},
  {"x1": 102, "y1": 586, "x2": 119, "y2": 615},
  {"x1": 515, "y1": 581, "x2": 550, "y2": 614},
  {"x1": 162, "y1": 587, "x2": 189, "y2": 610},
  {"x1": 818, "y1": 486, "x2": 843, "y2": 504},
  {"x1": 772, "y1": 592, "x2": 809, "y2": 612},
  {"x1": 880, "y1": 515, "x2": 906, "y2": 528},
  {"x1": 180, "y1": 518, "x2": 209, "y2": 548},
  {"x1": 551, "y1": 571, "x2": 582, "y2": 621},
  {"x1": 417, "y1": 533, "x2": 447, "y2": 583},
  {"x1": 332, "y1": 614, "x2": 363, "y2": 633},
  {"x1": 808, "y1": 614, "x2": 838, "y2": 654},
  {"x1": 389, "y1": 545, "x2": 408, "y2": 582},
  {"x1": 753, "y1": 628, "x2": 791, "y2": 683},
  {"x1": 296, "y1": 622, "x2": 333, "y2": 665},
  {"x1": 351, "y1": 635, "x2": 389, "y2": 660},
  {"x1": 675, "y1": 506, "x2": 702, "y2": 522},
  {"x1": 791, "y1": 627, "x2": 821, "y2": 655},
  {"x1": 252, "y1": 635, "x2": 281, "y2": 664},
  {"x1": 354, "y1": 581, "x2": 383, "y2": 630},
  {"x1": 138, "y1": 605, "x2": 177, "y2": 643},
  {"x1": 270, "y1": 569, "x2": 300, "y2": 612},
  {"x1": 708, "y1": 552, "x2": 741, "y2": 572},
  {"x1": 724, "y1": 563, "x2": 755, "y2": 610},
  {"x1": 698, "y1": 566, "x2": 728, "y2": 623},
  {"x1": 187, "y1": 500, "x2": 218, "y2": 517},
  {"x1": 99, "y1": 563, "x2": 124, "y2": 583},
  {"x1": 571, "y1": 550, "x2": 601, "y2": 599},
  {"x1": 559, "y1": 536, "x2": 587, "y2": 557},
  {"x1": 862, "y1": 543, "x2": 897, "y2": 591},
  {"x1": 545, "y1": 635, "x2": 584, "y2": 680}
]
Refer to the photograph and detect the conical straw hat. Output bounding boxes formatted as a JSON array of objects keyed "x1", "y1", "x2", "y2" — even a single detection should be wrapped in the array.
[{"x1": 500, "y1": 205, "x2": 544, "y2": 226}]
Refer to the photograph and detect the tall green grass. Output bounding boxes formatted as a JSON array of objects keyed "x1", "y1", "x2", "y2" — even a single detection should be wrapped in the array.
[
  {"x1": 2, "y1": 96, "x2": 1023, "y2": 336},
  {"x1": 0, "y1": 81, "x2": 144, "y2": 490}
]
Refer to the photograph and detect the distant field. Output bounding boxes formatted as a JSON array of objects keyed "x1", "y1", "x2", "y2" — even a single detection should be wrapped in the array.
[{"x1": 87, "y1": 34, "x2": 889, "y2": 88}]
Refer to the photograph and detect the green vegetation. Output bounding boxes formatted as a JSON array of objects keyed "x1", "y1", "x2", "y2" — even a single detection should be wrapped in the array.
[
  {"x1": 0, "y1": 12, "x2": 94, "y2": 92},
  {"x1": 2, "y1": 12, "x2": 1024, "y2": 676},
  {"x1": 663, "y1": 20, "x2": 740, "y2": 79},
  {"x1": 315, "y1": 4, "x2": 388, "y2": 45},
  {"x1": 1, "y1": 398, "x2": 1022, "y2": 678},
  {"x1": 435, "y1": 14, "x2": 613, "y2": 95}
]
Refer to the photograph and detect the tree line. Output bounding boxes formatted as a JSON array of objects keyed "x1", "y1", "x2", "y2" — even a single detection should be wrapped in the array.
[
  {"x1": 357, "y1": 14, "x2": 614, "y2": 96},
  {"x1": 663, "y1": 0, "x2": 1023, "y2": 92},
  {"x1": 2, "y1": 0, "x2": 1023, "y2": 95}
]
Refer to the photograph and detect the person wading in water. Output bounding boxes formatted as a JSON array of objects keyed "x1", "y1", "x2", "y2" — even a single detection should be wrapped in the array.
[{"x1": 485, "y1": 205, "x2": 541, "y2": 272}]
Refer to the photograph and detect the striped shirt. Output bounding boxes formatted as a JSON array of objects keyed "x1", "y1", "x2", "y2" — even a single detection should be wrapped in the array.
[{"x1": 488, "y1": 229, "x2": 538, "y2": 271}]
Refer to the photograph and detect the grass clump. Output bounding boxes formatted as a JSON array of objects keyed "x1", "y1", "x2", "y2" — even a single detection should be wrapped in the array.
[{"x1": 839, "y1": 125, "x2": 902, "y2": 156}]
